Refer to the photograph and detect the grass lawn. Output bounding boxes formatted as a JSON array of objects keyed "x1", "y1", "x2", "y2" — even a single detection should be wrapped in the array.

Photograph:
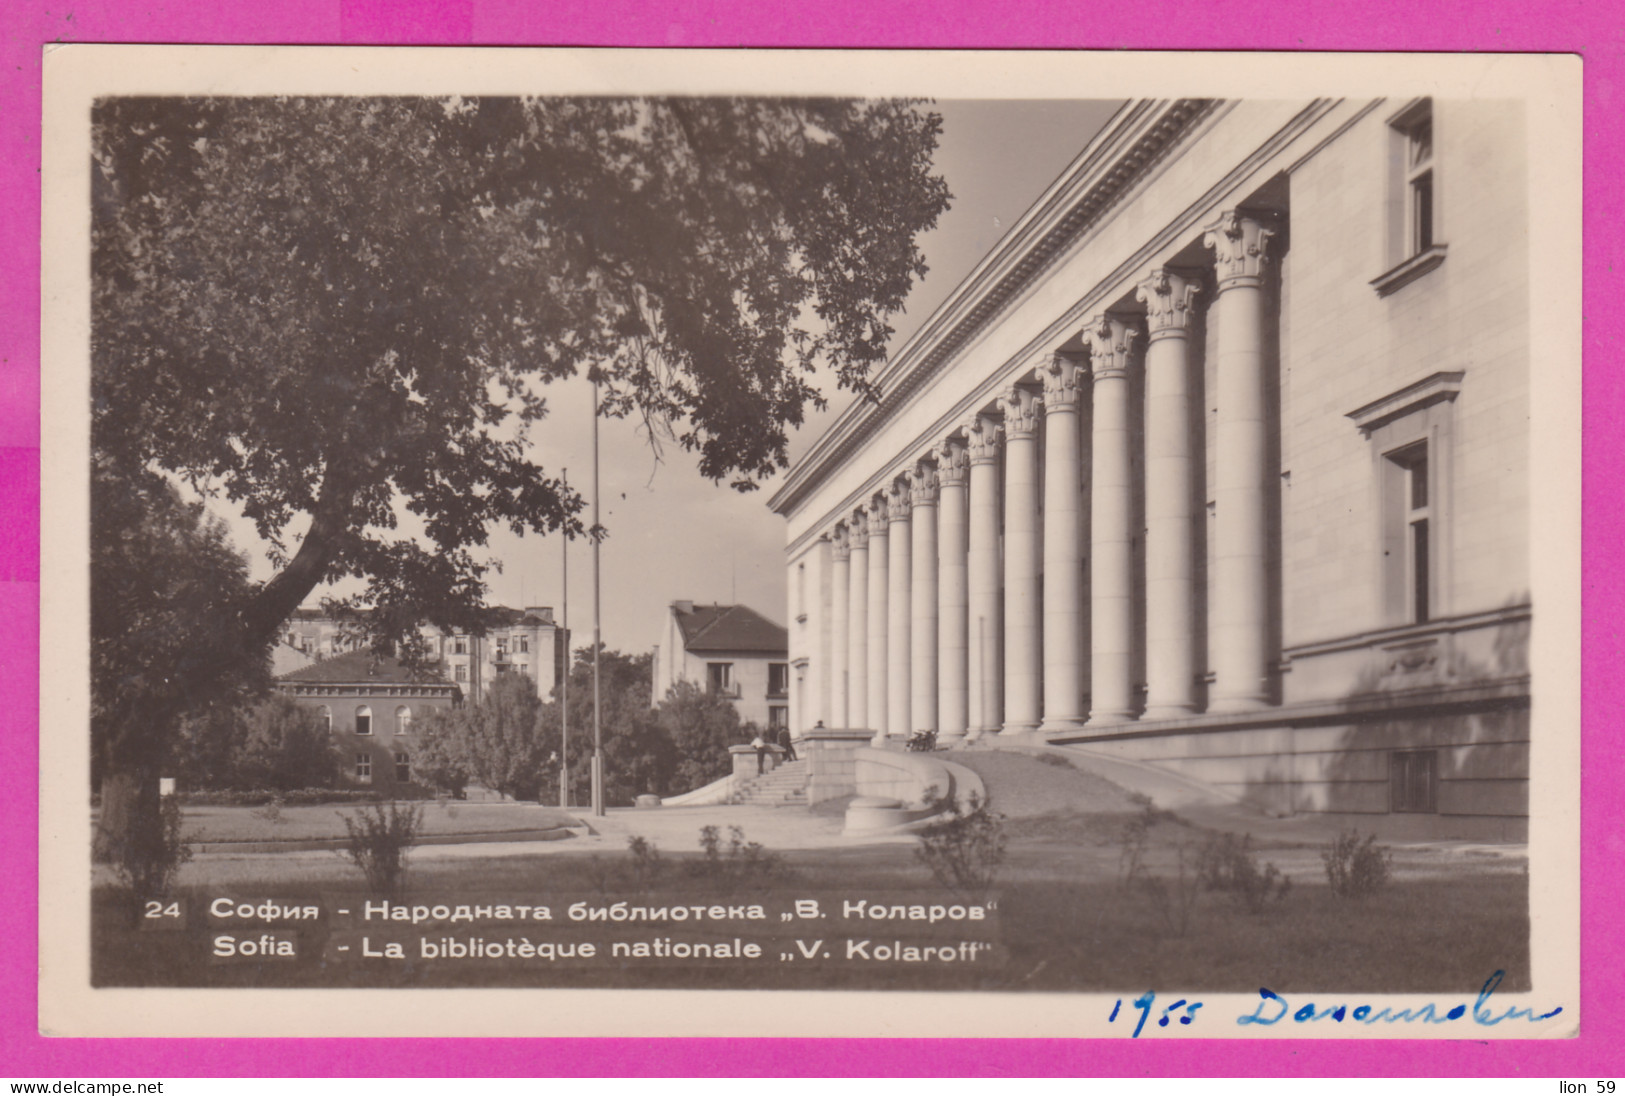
[
  {"x1": 92, "y1": 806, "x2": 1529, "y2": 995},
  {"x1": 171, "y1": 801, "x2": 576, "y2": 844}
]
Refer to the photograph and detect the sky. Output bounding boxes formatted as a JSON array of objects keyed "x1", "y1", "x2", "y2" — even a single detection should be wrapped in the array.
[{"x1": 235, "y1": 99, "x2": 1120, "y2": 656}]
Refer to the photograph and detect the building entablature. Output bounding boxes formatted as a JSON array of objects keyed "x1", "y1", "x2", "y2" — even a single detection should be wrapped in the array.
[{"x1": 773, "y1": 97, "x2": 1374, "y2": 550}]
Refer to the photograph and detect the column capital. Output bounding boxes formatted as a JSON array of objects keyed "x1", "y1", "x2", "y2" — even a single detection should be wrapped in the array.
[
  {"x1": 1136, "y1": 268, "x2": 1203, "y2": 341},
  {"x1": 934, "y1": 436, "x2": 969, "y2": 486},
  {"x1": 886, "y1": 478, "x2": 913, "y2": 521},
  {"x1": 963, "y1": 412, "x2": 1004, "y2": 466},
  {"x1": 849, "y1": 509, "x2": 871, "y2": 550},
  {"x1": 831, "y1": 523, "x2": 851, "y2": 562},
  {"x1": 1203, "y1": 210, "x2": 1277, "y2": 291},
  {"x1": 1086, "y1": 314, "x2": 1139, "y2": 381},
  {"x1": 910, "y1": 462, "x2": 940, "y2": 507},
  {"x1": 1001, "y1": 385, "x2": 1043, "y2": 439},
  {"x1": 1041, "y1": 353, "x2": 1087, "y2": 412},
  {"x1": 865, "y1": 498, "x2": 889, "y2": 538}
]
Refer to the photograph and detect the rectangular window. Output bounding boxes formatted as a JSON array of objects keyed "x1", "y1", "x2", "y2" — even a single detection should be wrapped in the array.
[
  {"x1": 768, "y1": 663, "x2": 790, "y2": 697},
  {"x1": 495, "y1": 638, "x2": 508, "y2": 659},
  {"x1": 1405, "y1": 113, "x2": 1434, "y2": 255},
  {"x1": 355, "y1": 753, "x2": 372, "y2": 784},
  {"x1": 768, "y1": 706, "x2": 789, "y2": 731},
  {"x1": 1391, "y1": 750, "x2": 1438, "y2": 812},
  {"x1": 454, "y1": 637, "x2": 468, "y2": 655},
  {"x1": 1386, "y1": 441, "x2": 1432, "y2": 624},
  {"x1": 455, "y1": 665, "x2": 468, "y2": 682},
  {"x1": 516, "y1": 635, "x2": 529, "y2": 653},
  {"x1": 707, "y1": 662, "x2": 737, "y2": 698},
  {"x1": 355, "y1": 709, "x2": 372, "y2": 736},
  {"x1": 394, "y1": 751, "x2": 411, "y2": 783},
  {"x1": 1348, "y1": 371, "x2": 1461, "y2": 628}
]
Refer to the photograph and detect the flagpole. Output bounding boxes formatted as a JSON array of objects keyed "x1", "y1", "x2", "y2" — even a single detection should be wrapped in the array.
[
  {"x1": 591, "y1": 380, "x2": 605, "y2": 818},
  {"x1": 559, "y1": 468, "x2": 570, "y2": 811}
]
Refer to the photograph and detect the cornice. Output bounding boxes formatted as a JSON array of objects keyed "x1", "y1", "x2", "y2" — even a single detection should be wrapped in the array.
[
  {"x1": 768, "y1": 98, "x2": 1218, "y2": 520},
  {"x1": 777, "y1": 98, "x2": 1354, "y2": 562}
]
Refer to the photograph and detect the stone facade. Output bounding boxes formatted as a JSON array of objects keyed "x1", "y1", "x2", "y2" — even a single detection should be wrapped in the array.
[{"x1": 770, "y1": 99, "x2": 1532, "y2": 839}]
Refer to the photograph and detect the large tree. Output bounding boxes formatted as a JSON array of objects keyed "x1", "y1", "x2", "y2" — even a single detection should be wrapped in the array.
[{"x1": 92, "y1": 95, "x2": 949, "y2": 877}]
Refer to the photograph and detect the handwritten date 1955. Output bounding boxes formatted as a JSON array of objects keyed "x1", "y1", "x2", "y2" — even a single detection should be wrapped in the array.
[{"x1": 1108, "y1": 993, "x2": 1203, "y2": 1038}]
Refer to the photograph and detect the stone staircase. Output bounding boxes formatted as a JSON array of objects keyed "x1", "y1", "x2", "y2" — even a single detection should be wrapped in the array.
[{"x1": 730, "y1": 759, "x2": 810, "y2": 807}]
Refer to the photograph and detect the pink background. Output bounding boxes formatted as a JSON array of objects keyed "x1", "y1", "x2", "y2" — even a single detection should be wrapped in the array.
[{"x1": 2, "y1": 0, "x2": 1615, "y2": 1077}]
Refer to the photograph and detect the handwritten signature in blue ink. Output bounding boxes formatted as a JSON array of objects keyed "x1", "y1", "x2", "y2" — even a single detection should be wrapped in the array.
[
  {"x1": 1236, "y1": 970, "x2": 1563, "y2": 1028},
  {"x1": 1107, "y1": 971, "x2": 1562, "y2": 1037}
]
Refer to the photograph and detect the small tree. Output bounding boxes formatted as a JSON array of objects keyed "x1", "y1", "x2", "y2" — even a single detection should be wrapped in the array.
[
  {"x1": 463, "y1": 672, "x2": 548, "y2": 800},
  {"x1": 340, "y1": 800, "x2": 424, "y2": 895},
  {"x1": 411, "y1": 707, "x2": 472, "y2": 798},
  {"x1": 235, "y1": 693, "x2": 339, "y2": 790},
  {"x1": 658, "y1": 679, "x2": 741, "y2": 793},
  {"x1": 537, "y1": 647, "x2": 674, "y2": 806}
]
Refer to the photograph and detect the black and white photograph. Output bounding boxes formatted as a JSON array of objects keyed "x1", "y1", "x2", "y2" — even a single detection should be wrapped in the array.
[{"x1": 39, "y1": 47, "x2": 1581, "y2": 1039}]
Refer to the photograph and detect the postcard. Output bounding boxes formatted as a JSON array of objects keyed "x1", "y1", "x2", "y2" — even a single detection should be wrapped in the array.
[{"x1": 39, "y1": 45, "x2": 1581, "y2": 1039}]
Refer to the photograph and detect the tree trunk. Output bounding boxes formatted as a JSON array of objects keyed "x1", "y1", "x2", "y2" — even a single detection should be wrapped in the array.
[{"x1": 93, "y1": 763, "x2": 180, "y2": 919}]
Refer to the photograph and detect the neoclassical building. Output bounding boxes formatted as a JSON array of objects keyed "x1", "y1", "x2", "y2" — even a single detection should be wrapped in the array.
[{"x1": 769, "y1": 98, "x2": 1530, "y2": 838}]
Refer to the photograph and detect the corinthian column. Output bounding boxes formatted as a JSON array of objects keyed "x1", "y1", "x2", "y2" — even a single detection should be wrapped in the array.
[
  {"x1": 910, "y1": 462, "x2": 939, "y2": 740},
  {"x1": 829, "y1": 525, "x2": 851, "y2": 729},
  {"x1": 1001, "y1": 384, "x2": 1043, "y2": 735},
  {"x1": 847, "y1": 509, "x2": 870, "y2": 732},
  {"x1": 1086, "y1": 315, "x2": 1139, "y2": 726},
  {"x1": 1040, "y1": 353, "x2": 1087, "y2": 732},
  {"x1": 865, "y1": 499, "x2": 889, "y2": 742},
  {"x1": 1137, "y1": 268, "x2": 1202, "y2": 718},
  {"x1": 934, "y1": 437, "x2": 969, "y2": 745},
  {"x1": 1203, "y1": 210, "x2": 1276, "y2": 712},
  {"x1": 885, "y1": 480, "x2": 912, "y2": 744},
  {"x1": 964, "y1": 413, "x2": 1003, "y2": 740}
]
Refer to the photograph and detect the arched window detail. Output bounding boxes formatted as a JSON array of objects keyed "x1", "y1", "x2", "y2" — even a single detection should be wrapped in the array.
[
  {"x1": 395, "y1": 706, "x2": 412, "y2": 735},
  {"x1": 318, "y1": 705, "x2": 332, "y2": 733},
  {"x1": 355, "y1": 705, "x2": 373, "y2": 736}
]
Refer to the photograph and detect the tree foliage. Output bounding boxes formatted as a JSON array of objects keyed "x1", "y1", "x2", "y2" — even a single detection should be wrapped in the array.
[
  {"x1": 410, "y1": 707, "x2": 472, "y2": 798},
  {"x1": 93, "y1": 95, "x2": 949, "y2": 651},
  {"x1": 89, "y1": 93, "x2": 948, "y2": 867},
  {"x1": 537, "y1": 647, "x2": 668, "y2": 807},
  {"x1": 657, "y1": 679, "x2": 743, "y2": 793},
  {"x1": 461, "y1": 671, "x2": 549, "y2": 801},
  {"x1": 175, "y1": 693, "x2": 339, "y2": 792}
]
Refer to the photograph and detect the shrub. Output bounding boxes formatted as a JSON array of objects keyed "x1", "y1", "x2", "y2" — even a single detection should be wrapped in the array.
[
  {"x1": 1195, "y1": 831, "x2": 1291, "y2": 914},
  {"x1": 626, "y1": 836, "x2": 666, "y2": 892},
  {"x1": 249, "y1": 794, "x2": 288, "y2": 825},
  {"x1": 105, "y1": 794, "x2": 192, "y2": 905},
  {"x1": 688, "y1": 825, "x2": 783, "y2": 893},
  {"x1": 339, "y1": 800, "x2": 424, "y2": 895},
  {"x1": 1322, "y1": 830, "x2": 1393, "y2": 898},
  {"x1": 914, "y1": 791, "x2": 1007, "y2": 897},
  {"x1": 177, "y1": 787, "x2": 392, "y2": 807}
]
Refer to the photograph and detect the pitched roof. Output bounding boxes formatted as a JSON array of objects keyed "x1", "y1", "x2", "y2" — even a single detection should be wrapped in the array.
[
  {"x1": 277, "y1": 650, "x2": 455, "y2": 688},
  {"x1": 673, "y1": 603, "x2": 788, "y2": 655}
]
